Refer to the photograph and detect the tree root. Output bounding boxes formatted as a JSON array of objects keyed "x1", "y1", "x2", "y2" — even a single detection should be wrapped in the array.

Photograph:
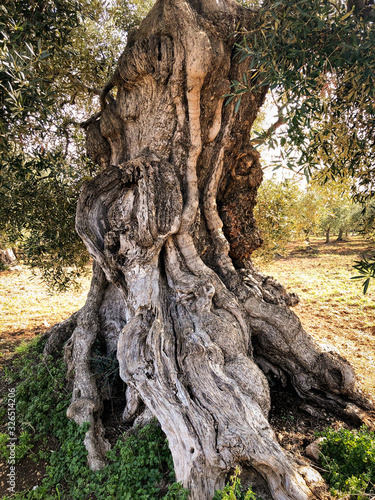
[{"x1": 43, "y1": 0, "x2": 375, "y2": 495}]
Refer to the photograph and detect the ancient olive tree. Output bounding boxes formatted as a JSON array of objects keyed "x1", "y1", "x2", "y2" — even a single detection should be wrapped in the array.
[{"x1": 45, "y1": 0, "x2": 374, "y2": 498}]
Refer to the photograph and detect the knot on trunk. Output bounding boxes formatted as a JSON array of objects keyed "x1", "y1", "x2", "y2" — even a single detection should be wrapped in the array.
[{"x1": 76, "y1": 153, "x2": 183, "y2": 286}]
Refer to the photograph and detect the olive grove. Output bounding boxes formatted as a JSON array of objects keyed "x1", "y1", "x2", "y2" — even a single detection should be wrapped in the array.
[{"x1": 43, "y1": 0, "x2": 375, "y2": 498}]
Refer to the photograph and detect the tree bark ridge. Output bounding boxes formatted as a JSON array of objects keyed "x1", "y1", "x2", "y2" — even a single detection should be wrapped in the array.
[{"x1": 44, "y1": 0, "x2": 374, "y2": 497}]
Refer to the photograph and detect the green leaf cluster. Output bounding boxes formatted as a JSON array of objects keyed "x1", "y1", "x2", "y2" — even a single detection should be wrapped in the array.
[
  {"x1": 318, "y1": 426, "x2": 375, "y2": 499},
  {"x1": 349, "y1": 202, "x2": 375, "y2": 293},
  {"x1": 0, "y1": 0, "x2": 93, "y2": 289},
  {"x1": 0, "y1": 0, "x2": 152, "y2": 289},
  {"x1": 111, "y1": 0, "x2": 155, "y2": 32},
  {"x1": 0, "y1": 0, "x2": 82, "y2": 134},
  {"x1": 237, "y1": 0, "x2": 375, "y2": 188},
  {"x1": 352, "y1": 254, "x2": 375, "y2": 293},
  {"x1": 0, "y1": 149, "x2": 93, "y2": 291},
  {"x1": 0, "y1": 339, "x2": 188, "y2": 500},
  {"x1": 213, "y1": 467, "x2": 258, "y2": 500},
  {"x1": 0, "y1": 430, "x2": 33, "y2": 463}
]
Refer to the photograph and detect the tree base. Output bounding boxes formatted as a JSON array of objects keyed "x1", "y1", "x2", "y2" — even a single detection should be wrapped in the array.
[
  {"x1": 44, "y1": 0, "x2": 375, "y2": 496},
  {"x1": 44, "y1": 259, "x2": 374, "y2": 499}
]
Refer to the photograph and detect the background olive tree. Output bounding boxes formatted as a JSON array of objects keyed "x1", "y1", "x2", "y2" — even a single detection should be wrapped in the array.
[{"x1": 0, "y1": 0, "x2": 151, "y2": 290}]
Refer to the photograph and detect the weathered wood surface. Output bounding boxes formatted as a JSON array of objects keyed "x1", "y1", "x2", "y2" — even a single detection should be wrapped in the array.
[{"x1": 45, "y1": 0, "x2": 374, "y2": 498}]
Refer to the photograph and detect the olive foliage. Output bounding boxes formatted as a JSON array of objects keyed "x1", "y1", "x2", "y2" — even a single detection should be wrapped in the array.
[
  {"x1": 235, "y1": 0, "x2": 375, "y2": 289},
  {"x1": 0, "y1": 0, "x2": 149, "y2": 290}
]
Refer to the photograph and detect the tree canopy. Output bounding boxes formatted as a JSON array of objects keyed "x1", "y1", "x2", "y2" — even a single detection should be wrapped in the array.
[
  {"x1": 0, "y1": 0, "x2": 149, "y2": 289},
  {"x1": 236, "y1": 0, "x2": 375, "y2": 289},
  {"x1": 1, "y1": 0, "x2": 374, "y2": 290},
  {"x1": 236, "y1": 0, "x2": 375, "y2": 187}
]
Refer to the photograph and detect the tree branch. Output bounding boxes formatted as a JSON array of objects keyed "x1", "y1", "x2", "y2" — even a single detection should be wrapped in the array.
[
  {"x1": 69, "y1": 77, "x2": 102, "y2": 96},
  {"x1": 347, "y1": 0, "x2": 375, "y2": 20},
  {"x1": 80, "y1": 112, "x2": 102, "y2": 129},
  {"x1": 251, "y1": 115, "x2": 286, "y2": 145}
]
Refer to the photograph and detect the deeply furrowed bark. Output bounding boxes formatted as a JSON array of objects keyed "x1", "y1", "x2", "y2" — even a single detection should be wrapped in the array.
[{"x1": 45, "y1": 0, "x2": 374, "y2": 498}]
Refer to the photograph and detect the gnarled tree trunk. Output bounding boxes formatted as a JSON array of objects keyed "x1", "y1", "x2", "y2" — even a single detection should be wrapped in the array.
[
  {"x1": 337, "y1": 228, "x2": 344, "y2": 242},
  {"x1": 45, "y1": 0, "x2": 374, "y2": 498}
]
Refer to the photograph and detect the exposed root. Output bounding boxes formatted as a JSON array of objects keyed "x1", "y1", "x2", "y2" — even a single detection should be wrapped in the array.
[
  {"x1": 63, "y1": 262, "x2": 110, "y2": 470},
  {"x1": 242, "y1": 283, "x2": 375, "y2": 429},
  {"x1": 43, "y1": 311, "x2": 79, "y2": 358}
]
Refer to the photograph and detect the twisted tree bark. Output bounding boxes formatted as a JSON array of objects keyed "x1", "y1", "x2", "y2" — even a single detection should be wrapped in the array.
[{"x1": 45, "y1": 0, "x2": 374, "y2": 498}]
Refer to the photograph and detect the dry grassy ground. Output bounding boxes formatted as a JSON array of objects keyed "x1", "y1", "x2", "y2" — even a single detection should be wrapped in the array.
[
  {"x1": 0, "y1": 269, "x2": 91, "y2": 357},
  {"x1": 254, "y1": 236, "x2": 375, "y2": 403},
  {"x1": 0, "y1": 237, "x2": 374, "y2": 498},
  {"x1": 1, "y1": 236, "x2": 374, "y2": 400}
]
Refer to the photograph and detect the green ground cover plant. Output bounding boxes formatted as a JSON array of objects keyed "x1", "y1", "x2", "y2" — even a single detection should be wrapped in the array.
[
  {"x1": 319, "y1": 426, "x2": 375, "y2": 499},
  {"x1": 213, "y1": 467, "x2": 258, "y2": 500},
  {"x1": 1, "y1": 338, "x2": 263, "y2": 499},
  {"x1": 0, "y1": 339, "x2": 188, "y2": 499},
  {"x1": 0, "y1": 338, "x2": 266, "y2": 499}
]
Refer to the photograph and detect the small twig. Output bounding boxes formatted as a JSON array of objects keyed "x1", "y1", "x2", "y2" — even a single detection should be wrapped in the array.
[
  {"x1": 261, "y1": 164, "x2": 306, "y2": 176},
  {"x1": 310, "y1": 463, "x2": 330, "y2": 473},
  {"x1": 80, "y1": 111, "x2": 102, "y2": 129},
  {"x1": 251, "y1": 115, "x2": 287, "y2": 145},
  {"x1": 69, "y1": 77, "x2": 102, "y2": 96},
  {"x1": 64, "y1": 129, "x2": 70, "y2": 156},
  {"x1": 42, "y1": 357, "x2": 69, "y2": 394},
  {"x1": 337, "y1": 495, "x2": 375, "y2": 500}
]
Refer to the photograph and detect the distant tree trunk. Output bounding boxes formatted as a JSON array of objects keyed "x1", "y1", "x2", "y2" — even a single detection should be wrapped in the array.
[
  {"x1": 337, "y1": 228, "x2": 344, "y2": 241},
  {"x1": 325, "y1": 227, "x2": 331, "y2": 243},
  {"x1": 0, "y1": 247, "x2": 16, "y2": 266},
  {"x1": 45, "y1": 0, "x2": 373, "y2": 498}
]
